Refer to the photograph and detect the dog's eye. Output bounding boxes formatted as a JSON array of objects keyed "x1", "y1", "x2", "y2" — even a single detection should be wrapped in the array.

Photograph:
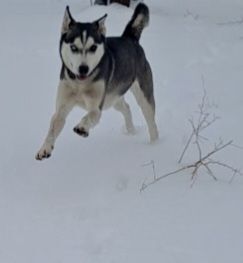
[
  {"x1": 70, "y1": 45, "x2": 78, "y2": 53},
  {"x1": 89, "y1": 45, "x2": 97, "y2": 52}
]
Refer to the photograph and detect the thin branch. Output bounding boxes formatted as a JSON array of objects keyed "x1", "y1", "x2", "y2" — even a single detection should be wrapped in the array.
[
  {"x1": 200, "y1": 140, "x2": 233, "y2": 163},
  {"x1": 141, "y1": 140, "x2": 237, "y2": 192},
  {"x1": 141, "y1": 82, "x2": 242, "y2": 191},
  {"x1": 231, "y1": 143, "x2": 243, "y2": 150},
  {"x1": 140, "y1": 165, "x2": 191, "y2": 192},
  {"x1": 178, "y1": 131, "x2": 194, "y2": 164},
  {"x1": 207, "y1": 159, "x2": 243, "y2": 177},
  {"x1": 203, "y1": 163, "x2": 218, "y2": 181},
  {"x1": 217, "y1": 17, "x2": 243, "y2": 26},
  {"x1": 178, "y1": 79, "x2": 220, "y2": 164},
  {"x1": 200, "y1": 115, "x2": 220, "y2": 131}
]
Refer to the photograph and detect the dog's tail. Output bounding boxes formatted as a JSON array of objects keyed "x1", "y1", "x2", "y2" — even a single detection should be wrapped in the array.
[{"x1": 122, "y1": 3, "x2": 149, "y2": 42}]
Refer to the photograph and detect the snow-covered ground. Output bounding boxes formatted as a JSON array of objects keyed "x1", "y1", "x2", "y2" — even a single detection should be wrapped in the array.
[{"x1": 0, "y1": 0, "x2": 243, "y2": 262}]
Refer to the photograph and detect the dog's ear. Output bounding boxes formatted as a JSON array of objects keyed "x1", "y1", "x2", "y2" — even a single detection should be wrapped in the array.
[
  {"x1": 94, "y1": 14, "x2": 107, "y2": 36},
  {"x1": 61, "y1": 6, "x2": 75, "y2": 34}
]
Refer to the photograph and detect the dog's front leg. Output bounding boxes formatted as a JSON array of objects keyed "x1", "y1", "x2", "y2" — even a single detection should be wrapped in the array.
[
  {"x1": 35, "y1": 109, "x2": 69, "y2": 160},
  {"x1": 73, "y1": 81, "x2": 105, "y2": 137},
  {"x1": 73, "y1": 109, "x2": 101, "y2": 137},
  {"x1": 36, "y1": 85, "x2": 74, "y2": 160},
  {"x1": 35, "y1": 115, "x2": 63, "y2": 160}
]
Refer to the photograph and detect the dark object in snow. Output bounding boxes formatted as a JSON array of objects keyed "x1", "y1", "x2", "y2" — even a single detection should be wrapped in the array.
[{"x1": 94, "y1": 0, "x2": 131, "y2": 7}]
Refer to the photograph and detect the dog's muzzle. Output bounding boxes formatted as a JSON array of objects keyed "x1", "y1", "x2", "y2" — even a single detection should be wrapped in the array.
[{"x1": 78, "y1": 65, "x2": 89, "y2": 80}]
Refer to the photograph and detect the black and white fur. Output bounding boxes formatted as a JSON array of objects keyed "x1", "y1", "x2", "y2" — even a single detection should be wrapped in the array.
[{"x1": 36, "y1": 3, "x2": 159, "y2": 160}]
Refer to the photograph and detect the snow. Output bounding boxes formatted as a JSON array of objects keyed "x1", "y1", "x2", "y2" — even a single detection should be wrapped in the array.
[{"x1": 0, "y1": 0, "x2": 243, "y2": 262}]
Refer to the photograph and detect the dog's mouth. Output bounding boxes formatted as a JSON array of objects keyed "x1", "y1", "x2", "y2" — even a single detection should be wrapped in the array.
[{"x1": 76, "y1": 74, "x2": 88, "y2": 81}]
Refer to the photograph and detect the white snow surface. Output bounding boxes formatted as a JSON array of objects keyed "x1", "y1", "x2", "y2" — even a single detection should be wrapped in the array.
[{"x1": 1, "y1": 0, "x2": 243, "y2": 262}]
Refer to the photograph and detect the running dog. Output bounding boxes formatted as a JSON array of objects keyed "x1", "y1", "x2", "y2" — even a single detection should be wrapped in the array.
[{"x1": 36, "y1": 3, "x2": 159, "y2": 160}]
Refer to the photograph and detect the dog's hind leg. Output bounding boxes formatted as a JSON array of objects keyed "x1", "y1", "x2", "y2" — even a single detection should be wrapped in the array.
[
  {"x1": 131, "y1": 80, "x2": 159, "y2": 143},
  {"x1": 114, "y1": 97, "x2": 135, "y2": 134}
]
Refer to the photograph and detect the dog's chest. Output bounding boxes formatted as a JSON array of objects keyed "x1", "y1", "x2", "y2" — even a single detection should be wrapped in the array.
[{"x1": 67, "y1": 80, "x2": 105, "y2": 110}]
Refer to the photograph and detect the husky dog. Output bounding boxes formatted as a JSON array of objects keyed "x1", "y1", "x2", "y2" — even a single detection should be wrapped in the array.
[{"x1": 36, "y1": 3, "x2": 159, "y2": 160}]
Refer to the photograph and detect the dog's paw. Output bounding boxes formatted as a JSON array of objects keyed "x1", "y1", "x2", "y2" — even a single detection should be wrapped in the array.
[
  {"x1": 35, "y1": 143, "x2": 54, "y2": 161},
  {"x1": 121, "y1": 125, "x2": 136, "y2": 136},
  {"x1": 73, "y1": 126, "x2": 89, "y2": 137}
]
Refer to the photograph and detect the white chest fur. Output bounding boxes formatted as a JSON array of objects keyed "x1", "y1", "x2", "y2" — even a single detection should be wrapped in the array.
[
  {"x1": 58, "y1": 78, "x2": 119, "y2": 111},
  {"x1": 58, "y1": 78, "x2": 106, "y2": 111}
]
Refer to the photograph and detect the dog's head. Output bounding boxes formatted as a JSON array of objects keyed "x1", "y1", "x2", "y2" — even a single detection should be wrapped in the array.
[{"x1": 60, "y1": 6, "x2": 107, "y2": 80}]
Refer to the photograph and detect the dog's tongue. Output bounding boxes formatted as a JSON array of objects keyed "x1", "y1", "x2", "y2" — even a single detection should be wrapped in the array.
[{"x1": 77, "y1": 75, "x2": 87, "y2": 81}]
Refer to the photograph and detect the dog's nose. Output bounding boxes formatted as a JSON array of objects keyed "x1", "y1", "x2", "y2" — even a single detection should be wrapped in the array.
[{"x1": 79, "y1": 65, "x2": 89, "y2": 75}]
